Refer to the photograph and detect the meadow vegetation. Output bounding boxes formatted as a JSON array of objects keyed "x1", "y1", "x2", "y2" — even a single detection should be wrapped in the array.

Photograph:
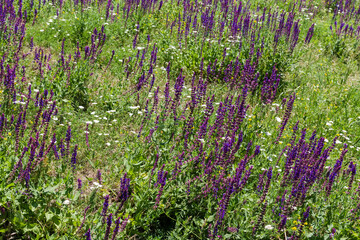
[{"x1": 0, "y1": 0, "x2": 360, "y2": 239}]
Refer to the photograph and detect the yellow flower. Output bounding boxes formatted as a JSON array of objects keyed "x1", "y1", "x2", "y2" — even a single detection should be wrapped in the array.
[
  {"x1": 304, "y1": 222, "x2": 308, "y2": 226},
  {"x1": 4, "y1": 138, "x2": 7, "y2": 141},
  {"x1": 8, "y1": 132, "x2": 11, "y2": 136},
  {"x1": 293, "y1": 221, "x2": 298, "y2": 225},
  {"x1": 292, "y1": 227, "x2": 297, "y2": 231}
]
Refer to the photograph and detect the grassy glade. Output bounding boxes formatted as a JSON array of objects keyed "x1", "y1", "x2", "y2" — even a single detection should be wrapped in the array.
[{"x1": 0, "y1": 0, "x2": 360, "y2": 239}]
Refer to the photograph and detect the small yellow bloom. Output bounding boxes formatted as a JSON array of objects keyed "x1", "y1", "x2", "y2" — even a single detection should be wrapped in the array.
[
  {"x1": 4, "y1": 138, "x2": 7, "y2": 140},
  {"x1": 304, "y1": 222, "x2": 308, "y2": 226},
  {"x1": 292, "y1": 227, "x2": 297, "y2": 231},
  {"x1": 8, "y1": 132, "x2": 11, "y2": 136},
  {"x1": 293, "y1": 221, "x2": 298, "y2": 225}
]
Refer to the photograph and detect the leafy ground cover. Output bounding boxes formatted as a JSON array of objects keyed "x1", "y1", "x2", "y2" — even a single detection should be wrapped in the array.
[{"x1": 0, "y1": 0, "x2": 360, "y2": 239}]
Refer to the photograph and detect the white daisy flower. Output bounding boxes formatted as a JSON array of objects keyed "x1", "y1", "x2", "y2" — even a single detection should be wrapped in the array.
[{"x1": 265, "y1": 225, "x2": 273, "y2": 230}]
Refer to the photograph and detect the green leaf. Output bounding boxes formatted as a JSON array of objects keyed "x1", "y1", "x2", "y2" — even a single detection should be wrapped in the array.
[
  {"x1": 207, "y1": 215, "x2": 214, "y2": 222},
  {"x1": 44, "y1": 185, "x2": 58, "y2": 194},
  {"x1": 224, "y1": 234, "x2": 232, "y2": 239},
  {"x1": 5, "y1": 183, "x2": 14, "y2": 189},
  {"x1": 88, "y1": 158, "x2": 95, "y2": 168},
  {"x1": 45, "y1": 212, "x2": 54, "y2": 221}
]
